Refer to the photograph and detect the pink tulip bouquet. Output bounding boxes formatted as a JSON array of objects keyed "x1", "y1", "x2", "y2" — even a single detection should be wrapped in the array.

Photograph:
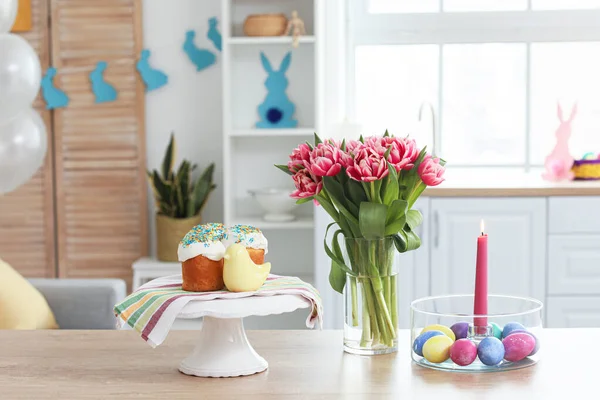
[{"x1": 276, "y1": 132, "x2": 445, "y2": 353}]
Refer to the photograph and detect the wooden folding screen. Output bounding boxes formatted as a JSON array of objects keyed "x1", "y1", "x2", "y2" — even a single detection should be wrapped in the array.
[
  {"x1": 0, "y1": 0, "x2": 147, "y2": 286},
  {"x1": 0, "y1": 0, "x2": 55, "y2": 278}
]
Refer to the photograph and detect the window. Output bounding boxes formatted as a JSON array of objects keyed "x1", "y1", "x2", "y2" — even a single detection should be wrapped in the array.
[{"x1": 349, "y1": 0, "x2": 600, "y2": 167}]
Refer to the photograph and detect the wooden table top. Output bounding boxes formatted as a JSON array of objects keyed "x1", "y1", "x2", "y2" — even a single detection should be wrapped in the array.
[{"x1": 0, "y1": 329, "x2": 596, "y2": 399}]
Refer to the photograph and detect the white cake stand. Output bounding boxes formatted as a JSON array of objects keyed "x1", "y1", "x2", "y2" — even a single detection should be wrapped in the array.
[{"x1": 176, "y1": 294, "x2": 310, "y2": 378}]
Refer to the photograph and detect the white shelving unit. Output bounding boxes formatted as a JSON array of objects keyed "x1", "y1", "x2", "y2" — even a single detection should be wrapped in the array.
[{"x1": 221, "y1": 0, "x2": 321, "y2": 329}]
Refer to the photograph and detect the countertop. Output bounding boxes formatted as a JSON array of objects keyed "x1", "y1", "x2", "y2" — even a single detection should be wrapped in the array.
[
  {"x1": 0, "y1": 329, "x2": 596, "y2": 399},
  {"x1": 423, "y1": 168, "x2": 600, "y2": 196}
]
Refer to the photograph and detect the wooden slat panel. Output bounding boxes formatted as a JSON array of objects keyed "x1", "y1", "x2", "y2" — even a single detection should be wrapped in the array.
[
  {"x1": 50, "y1": 0, "x2": 147, "y2": 287},
  {"x1": 0, "y1": 0, "x2": 56, "y2": 278}
]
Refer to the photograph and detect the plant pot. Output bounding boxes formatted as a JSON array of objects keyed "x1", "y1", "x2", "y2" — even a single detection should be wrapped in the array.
[{"x1": 156, "y1": 214, "x2": 202, "y2": 262}]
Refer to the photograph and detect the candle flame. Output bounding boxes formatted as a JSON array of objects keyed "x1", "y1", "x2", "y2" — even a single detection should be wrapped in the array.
[{"x1": 480, "y1": 219, "x2": 485, "y2": 235}]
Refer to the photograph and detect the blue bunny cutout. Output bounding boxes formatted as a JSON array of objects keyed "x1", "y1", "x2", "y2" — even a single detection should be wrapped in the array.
[
  {"x1": 90, "y1": 61, "x2": 117, "y2": 103},
  {"x1": 207, "y1": 17, "x2": 221, "y2": 52},
  {"x1": 183, "y1": 30, "x2": 216, "y2": 71},
  {"x1": 41, "y1": 67, "x2": 69, "y2": 110},
  {"x1": 256, "y1": 52, "x2": 298, "y2": 129},
  {"x1": 137, "y1": 49, "x2": 168, "y2": 92}
]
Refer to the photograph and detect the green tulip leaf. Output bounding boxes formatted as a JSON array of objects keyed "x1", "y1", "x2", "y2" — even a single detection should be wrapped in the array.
[
  {"x1": 359, "y1": 202, "x2": 387, "y2": 239},
  {"x1": 406, "y1": 209, "x2": 423, "y2": 230}
]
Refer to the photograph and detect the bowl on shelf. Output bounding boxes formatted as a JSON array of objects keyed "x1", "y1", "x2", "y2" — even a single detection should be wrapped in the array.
[
  {"x1": 248, "y1": 188, "x2": 297, "y2": 222},
  {"x1": 411, "y1": 294, "x2": 543, "y2": 372},
  {"x1": 243, "y1": 13, "x2": 288, "y2": 37}
]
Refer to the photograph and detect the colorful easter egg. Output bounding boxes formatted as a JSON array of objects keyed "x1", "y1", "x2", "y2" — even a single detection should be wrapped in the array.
[
  {"x1": 413, "y1": 330, "x2": 445, "y2": 357},
  {"x1": 423, "y1": 335, "x2": 454, "y2": 363},
  {"x1": 491, "y1": 322, "x2": 503, "y2": 340},
  {"x1": 503, "y1": 332, "x2": 536, "y2": 362},
  {"x1": 502, "y1": 322, "x2": 526, "y2": 338},
  {"x1": 507, "y1": 330, "x2": 540, "y2": 356},
  {"x1": 477, "y1": 337, "x2": 505, "y2": 366},
  {"x1": 450, "y1": 322, "x2": 470, "y2": 340},
  {"x1": 421, "y1": 324, "x2": 456, "y2": 341},
  {"x1": 450, "y1": 339, "x2": 478, "y2": 366}
]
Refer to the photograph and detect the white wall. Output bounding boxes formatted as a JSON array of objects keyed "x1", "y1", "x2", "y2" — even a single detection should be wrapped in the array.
[{"x1": 143, "y1": 0, "x2": 223, "y2": 256}]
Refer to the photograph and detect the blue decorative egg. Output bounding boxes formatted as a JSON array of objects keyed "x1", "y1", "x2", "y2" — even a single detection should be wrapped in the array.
[
  {"x1": 491, "y1": 322, "x2": 503, "y2": 340},
  {"x1": 477, "y1": 337, "x2": 505, "y2": 366},
  {"x1": 413, "y1": 330, "x2": 445, "y2": 357},
  {"x1": 450, "y1": 322, "x2": 470, "y2": 340},
  {"x1": 502, "y1": 322, "x2": 526, "y2": 338}
]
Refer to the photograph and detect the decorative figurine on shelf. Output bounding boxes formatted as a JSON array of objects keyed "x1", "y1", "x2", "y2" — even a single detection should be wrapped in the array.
[
  {"x1": 207, "y1": 17, "x2": 222, "y2": 52},
  {"x1": 256, "y1": 51, "x2": 298, "y2": 129},
  {"x1": 136, "y1": 49, "x2": 168, "y2": 92},
  {"x1": 283, "y1": 10, "x2": 306, "y2": 48},
  {"x1": 90, "y1": 61, "x2": 117, "y2": 104},
  {"x1": 183, "y1": 30, "x2": 216, "y2": 72},
  {"x1": 542, "y1": 102, "x2": 577, "y2": 182},
  {"x1": 41, "y1": 67, "x2": 69, "y2": 110}
]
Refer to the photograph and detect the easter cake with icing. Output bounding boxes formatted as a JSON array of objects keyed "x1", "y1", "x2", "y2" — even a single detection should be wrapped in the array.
[
  {"x1": 178, "y1": 223, "x2": 227, "y2": 292},
  {"x1": 223, "y1": 224, "x2": 268, "y2": 265}
]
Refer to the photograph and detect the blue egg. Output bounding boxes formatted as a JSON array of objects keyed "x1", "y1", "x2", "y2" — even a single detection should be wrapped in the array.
[
  {"x1": 413, "y1": 330, "x2": 445, "y2": 357},
  {"x1": 477, "y1": 337, "x2": 505, "y2": 366},
  {"x1": 502, "y1": 322, "x2": 526, "y2": 338}
]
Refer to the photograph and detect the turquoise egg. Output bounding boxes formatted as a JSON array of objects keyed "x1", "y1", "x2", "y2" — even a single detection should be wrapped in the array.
[
  {"x1": 491, "y1": 322, "x2": 503, "y2": 340},
  {"x1": 413, "y1": 330, "x2": 445, "y2": 357}
]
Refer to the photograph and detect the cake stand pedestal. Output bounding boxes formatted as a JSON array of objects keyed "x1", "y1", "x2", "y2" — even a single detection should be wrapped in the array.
[{"x1": 176, "y1": 294, "x2": 310, "y2": 378}]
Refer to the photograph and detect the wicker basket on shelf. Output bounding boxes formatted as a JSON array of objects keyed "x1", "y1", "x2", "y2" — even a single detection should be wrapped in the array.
[{"x1": 243, "y1": 13, "x2": 288, "y2": 36}]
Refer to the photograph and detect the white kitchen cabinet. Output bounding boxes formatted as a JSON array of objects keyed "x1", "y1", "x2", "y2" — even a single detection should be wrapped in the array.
[
  {"x1": 397, "y1": 199, "x2": 430, "y2": 328},
  {"x1": 548, "y1": 236, "x2": 600, "y2": 295},
  {"x1": 430, "y1": 198, "x2": 547, "y2": 301},
  {"x1": 546, "y1": 297, "x2": 600, "y2": 328},
  {"x1": 549, "y1": 197, "x2": 600, "y2": 234}
]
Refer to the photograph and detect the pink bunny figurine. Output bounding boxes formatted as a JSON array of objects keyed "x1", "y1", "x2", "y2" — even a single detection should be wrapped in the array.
[{"x1": 542, "y1": 103, "x2": 577, "y2": 181}]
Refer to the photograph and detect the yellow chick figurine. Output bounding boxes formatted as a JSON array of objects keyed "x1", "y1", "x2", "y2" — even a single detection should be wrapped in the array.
[{"x1": 223, "y1": 243, "x2": 271, "y2": 292}]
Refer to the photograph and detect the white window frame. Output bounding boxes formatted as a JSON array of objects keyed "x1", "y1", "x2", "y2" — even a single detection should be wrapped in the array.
[{"x1": 346, "y1": 0, "x2": 600, "y2": 169}]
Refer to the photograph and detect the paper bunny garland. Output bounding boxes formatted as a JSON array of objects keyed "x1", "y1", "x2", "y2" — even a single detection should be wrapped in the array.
[{"x1": 41, "y1": 17, "x2": 222, "y2": 109}]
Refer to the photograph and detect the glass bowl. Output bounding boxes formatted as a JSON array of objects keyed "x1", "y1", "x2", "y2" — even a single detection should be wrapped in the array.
[{"x1": 411, "y1": 294, "x2": 543, "y2": 372}]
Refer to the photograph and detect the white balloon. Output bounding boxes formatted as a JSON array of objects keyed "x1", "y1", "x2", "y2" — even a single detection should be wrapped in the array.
[
  {"x1": 0, "y1": 34, "x2": 41, "y2": 121},
  {"x1": 0, "y1": 108, "x2": 47, "y2": 195},
  {"x1": 0, "y1": 0, "x2": 17, "y2": 33}
]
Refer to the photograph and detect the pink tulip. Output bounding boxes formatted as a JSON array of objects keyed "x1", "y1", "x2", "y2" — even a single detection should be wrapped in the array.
[
  {"x1": 288, "y1": 143, "x2": 312, "y2": 173},
  {"x1": 366, "y1": 136, "x2": 419, "y2": 172},
  {"x1": 418, "y1": 155, "x2": 445, "y2": 186},
  {"x1": 291, "y1": 169, "x2": 323, "y2": 199},
  {"x1": 346, "y1": 148, "x2": 389, "y2": 182},
  {"x1": 310, "y1": 142, "x2": 343, "y2": 177}
]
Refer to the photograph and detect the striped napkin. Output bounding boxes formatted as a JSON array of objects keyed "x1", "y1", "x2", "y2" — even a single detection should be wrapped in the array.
[{"x1": 114, "y1": 274, "x2": 323, "y2": 347}]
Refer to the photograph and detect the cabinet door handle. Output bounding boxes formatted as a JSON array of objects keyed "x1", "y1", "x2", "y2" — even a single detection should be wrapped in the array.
[{"x1": 433, "y1": 211, "x2": 439, "y2": 248}]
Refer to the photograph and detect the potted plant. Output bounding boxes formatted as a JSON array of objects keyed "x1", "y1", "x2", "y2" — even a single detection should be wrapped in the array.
[{"x1": 148, "y1": 133, "x2": 216, "y2": 262}]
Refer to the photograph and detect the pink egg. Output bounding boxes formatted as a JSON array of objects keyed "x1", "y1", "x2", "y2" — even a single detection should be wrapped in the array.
[
  {"x1": 502, "y1": 332, "x2": 536, "y2": 362},
  {"x1": 450, "y1": 339, "x2": 478, "y2": 366}
]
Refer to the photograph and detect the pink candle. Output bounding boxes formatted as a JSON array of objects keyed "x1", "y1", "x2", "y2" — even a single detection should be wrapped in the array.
[{"x1": 474, "y1": 220, "x2": 488, "y2": 331}]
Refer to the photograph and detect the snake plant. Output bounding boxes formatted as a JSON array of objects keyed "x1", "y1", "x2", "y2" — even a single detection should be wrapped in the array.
[{"x1": 148, "y1": 133, "x2": 216, "y2": 218}]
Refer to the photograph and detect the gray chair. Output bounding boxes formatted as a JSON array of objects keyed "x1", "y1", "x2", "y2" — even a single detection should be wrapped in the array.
[{"x1": 28, "y1": 278, "x2": 126, "y2": 329}]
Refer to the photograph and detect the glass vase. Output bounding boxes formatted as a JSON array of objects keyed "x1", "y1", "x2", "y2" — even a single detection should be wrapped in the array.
[{"x1": 343, "y1": 237, "x2": 399, "y2": 355}]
